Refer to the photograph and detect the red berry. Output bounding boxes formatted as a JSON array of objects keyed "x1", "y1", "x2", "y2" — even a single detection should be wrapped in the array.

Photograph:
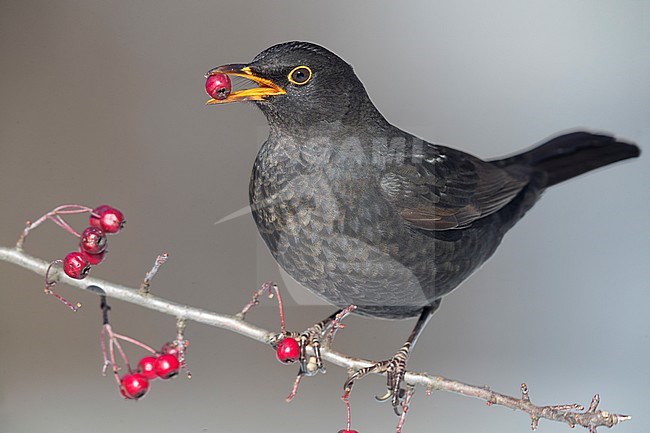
[
  {"x1": 205, "y1": 73, "x2": 231, "y2": 100},
  {"x1": 119, "y1": 386, "x2": 130, "y2": 399},
  {"x1": 137, "y1": 356, "x2": 158, "y2": 380},
  {"x1": 89, "y1": 205, "x2": 125, "y2": 234},
  {"x1": 154, "y1": 353, "x2": 180, "y2": 379},
  {"x1": 63, "y1": 251, "x2": 91, "y2": 279},
  {"x1": 275, "y1": 337, "x2": 299, "y2": 364},
  {"x1": 79, "y1": 249, "x2": 107, "y2": 265},
  {"x1": 79, "y1": 226, "x2": 107, "y2": 254},
  {"x1": 89, "y1": 205, "x2": 110, "y2": 228},
  {"x1": 120, "y1": 373, "x2": 149, "y2": 400},
  {"x1": 338, "y1": 430, "x2": 359, "y2": 433}
]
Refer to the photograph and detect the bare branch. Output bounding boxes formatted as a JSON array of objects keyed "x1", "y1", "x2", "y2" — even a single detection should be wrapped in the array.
[{"x1": 0, "y1": 246, "x2": 630, "y2": 432}]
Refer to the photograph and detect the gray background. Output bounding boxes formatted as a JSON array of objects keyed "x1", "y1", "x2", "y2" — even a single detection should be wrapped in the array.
[{"x1": 1, "y1": 1, "x2": 648, "y2": 432}]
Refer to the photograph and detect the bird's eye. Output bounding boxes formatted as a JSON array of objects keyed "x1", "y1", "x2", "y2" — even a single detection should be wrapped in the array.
[{"x1": 288, "y1": 66, "x2": 312, "y2": 85}]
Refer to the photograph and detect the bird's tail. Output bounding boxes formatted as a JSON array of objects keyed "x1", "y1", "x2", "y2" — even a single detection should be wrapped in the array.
[{"x1": 493, "y1": 131, "x2": 640, "y2": 187}]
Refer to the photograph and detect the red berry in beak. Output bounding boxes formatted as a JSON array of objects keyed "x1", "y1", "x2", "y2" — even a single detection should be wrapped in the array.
[
  {"x1": 154, "y1": 353, "x2": 180, "y2": 379},
  {"x1": 90, "y1": 205, "x2": 125, "y2": 234},
  {"x1": 275, "y1": 337, "x2": 299, "y2": 364},
  {"x1": 63, "y1": 251, "x2": 91, "y2": 279},
  {"x1": 120, "y1": 373, "x2": 149, "y2": 400},
  {"x1": 205, "y1": 73, "x2": 231, "y2": 100},
  {"x1": 137, "y1": 356, "x2": 158, "y2": 380},
  {"x1": 80, "y1": 226, "x2": 107, "y2": 254}
]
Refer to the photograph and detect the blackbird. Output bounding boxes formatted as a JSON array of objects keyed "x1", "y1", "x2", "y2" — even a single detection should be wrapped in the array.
[{"x1": 206, "y1": 41, "x2": 640, "y2": 412}]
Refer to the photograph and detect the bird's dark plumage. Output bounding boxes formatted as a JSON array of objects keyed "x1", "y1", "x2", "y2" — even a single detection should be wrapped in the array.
[{"x1": 208, "y1": 41, "x2": 640, "y2": 320}]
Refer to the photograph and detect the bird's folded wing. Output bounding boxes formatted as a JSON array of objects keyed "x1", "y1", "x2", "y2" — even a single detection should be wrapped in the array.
[{"x1": 380, "y1": 145, "x2": 529, "y2": 231}]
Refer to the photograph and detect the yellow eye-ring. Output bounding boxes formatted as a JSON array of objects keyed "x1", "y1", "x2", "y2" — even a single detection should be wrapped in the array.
[{"x1": 288, "y1": 66, "x2": 312, "y2": 85}]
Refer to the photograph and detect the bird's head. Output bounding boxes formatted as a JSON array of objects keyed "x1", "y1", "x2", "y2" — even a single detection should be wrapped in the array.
[{"x1": 205, "y1": 41, "x2": 380, "y2": 131}]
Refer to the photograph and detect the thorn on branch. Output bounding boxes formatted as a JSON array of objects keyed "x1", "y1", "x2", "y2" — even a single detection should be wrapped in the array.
[
  {"x1": 237, "y1": 282, "x2": 286, "y2": 333},
  {"x1": 16, "y1": 220, "x2": 31, "y2": 250},
  {"x1": 140, "y1": 253, "x2": 169, "y2": 295},
  {"x1": 521, "y1": 382, "x2": 530, "y2": 402}
]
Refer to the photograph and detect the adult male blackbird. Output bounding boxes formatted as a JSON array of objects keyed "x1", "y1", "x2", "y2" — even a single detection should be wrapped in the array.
[{"x1": 206, "y1": 41, "x2": 639, "y2": 412}]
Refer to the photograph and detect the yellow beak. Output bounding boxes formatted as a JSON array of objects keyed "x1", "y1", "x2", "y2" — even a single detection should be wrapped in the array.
[{"x1": 205, "y1": 64, "x2": 285, "y2": 104}]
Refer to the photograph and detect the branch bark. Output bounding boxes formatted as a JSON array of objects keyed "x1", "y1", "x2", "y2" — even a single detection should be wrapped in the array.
[{"x1": 0, "y1": 245, "x2": 629, "y2": 432}]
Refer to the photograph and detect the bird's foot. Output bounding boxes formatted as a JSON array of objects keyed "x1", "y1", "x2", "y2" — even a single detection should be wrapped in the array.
[
  {"x1": 344, "y1": 342, "x2": 413, "y2": 416},
  {"x1": 271, "y1": 305, "x2": 356, "y2": 401},
  {"x1": 343, "y1": 304, "x2": 437, "y2": 418}
]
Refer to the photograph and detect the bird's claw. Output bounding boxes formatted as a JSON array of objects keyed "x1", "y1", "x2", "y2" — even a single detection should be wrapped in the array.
[
  {"x1": 375, "y1": 389, "x2": 392, "y2": 402},
  {"x1": 344, "y1": 347, "x2": 411, "y2": 416},
  {"x1": 383, "y1": 357, "x2": 409, "y2": 415},
  {"x1": 280, "y1": 307, "x2": 357, "y2": 402},
  {"x1": 296, "y1": 305, "x2": 357, "y2": 376}
]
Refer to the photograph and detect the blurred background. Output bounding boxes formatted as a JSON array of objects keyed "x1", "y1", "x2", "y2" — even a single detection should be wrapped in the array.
[{"x1": 1, "y1": 1, "x2": 648, "y2": 432}]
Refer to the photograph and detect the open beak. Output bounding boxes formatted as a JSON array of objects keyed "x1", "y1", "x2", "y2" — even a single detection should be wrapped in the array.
[{"x1": 205, "y1": 63, "x2": 285, "y2": 104}]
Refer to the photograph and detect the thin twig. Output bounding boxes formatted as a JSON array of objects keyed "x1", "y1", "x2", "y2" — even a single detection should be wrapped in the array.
[
  {"x1": 16, "y1": 205, "x2": 93, "y2": 248},
  {"x1": 140, "y1": 253, "x2": 169, "y2": 294},
  {"x1": 0, "y1": 246, "x2": 630, "y2": 432}
]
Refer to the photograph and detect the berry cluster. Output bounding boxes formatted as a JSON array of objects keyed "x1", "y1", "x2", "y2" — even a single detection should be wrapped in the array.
[
  {"x1": 119, "y1": 344, "x2": 182, "y2": 400},
  {"x1": 19, "y1": 204, "x2": 125, "y2": 310},
  {"x1": 63, "y1": 205, "x2": 125, "y2": 279},
  {"x1": 100, "y1": 296, "x2": 190, "y2": 401}
]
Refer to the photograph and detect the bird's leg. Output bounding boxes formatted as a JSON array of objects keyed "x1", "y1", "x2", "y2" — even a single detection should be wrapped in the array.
[{"x1": 343, "y1": 301, "x2": 439, "y2": 416}]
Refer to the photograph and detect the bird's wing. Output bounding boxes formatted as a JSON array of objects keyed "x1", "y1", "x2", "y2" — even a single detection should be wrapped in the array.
[{"x1": 379, "y1": 143, "x2": 529, "y2": 230}]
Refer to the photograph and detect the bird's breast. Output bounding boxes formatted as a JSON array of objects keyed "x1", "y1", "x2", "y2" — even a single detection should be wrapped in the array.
[
  {"x1": 248, "y1": 139, "x2": 441, "y2": 318},
  {"x1": 250, "y1": 146, "x2": 350, "y2": 253}
]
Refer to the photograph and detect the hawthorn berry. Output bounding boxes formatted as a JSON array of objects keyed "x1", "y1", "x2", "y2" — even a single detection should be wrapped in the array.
[
  {"x1": 205, "y1": 73, "x2": 231, "y2": 100},
  {"x1": 120, "y1": 373, "x2": 149, "y2": 400},
  {"x1": 63, "y1": 251, "x2": 91, "y2": 279},
  {"x1": 154, "y1": 353, "x2": 180, "y2": 379},
  {"x1": 79, "y1": 226, "x2": 107, "y2": 254},
  {"x1": 275, "y1": 337, "x2": 299, "y2": 364},
  {"x1": 137, "y1": 356, "x2": 158, "y2": 380},
  {"x1": 79, "y1": 249, "x2": 106, "y2": 265},
  {"x1": 89, "y1": 205, "x2": 125, "y2": 234}
]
